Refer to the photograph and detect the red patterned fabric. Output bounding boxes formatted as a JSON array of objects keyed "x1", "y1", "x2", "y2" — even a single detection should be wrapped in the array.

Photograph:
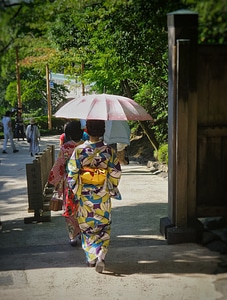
[{"x1": 48, "y1": 140, "x2": 83, "y2": 217}]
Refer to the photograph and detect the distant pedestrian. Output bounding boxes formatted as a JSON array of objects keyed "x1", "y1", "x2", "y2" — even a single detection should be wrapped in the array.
[
  {"x1": 26, "y1": 118, "x2": 40, "y2": 156},
  {"x1": 1, "y1": 110, "x2": 19, "y2": 154},
  {"x1": 15, "y1": 111, "x2": 25, "y2": 141}
]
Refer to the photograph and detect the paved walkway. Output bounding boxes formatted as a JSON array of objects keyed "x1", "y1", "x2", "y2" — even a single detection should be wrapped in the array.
[{"x1": 0, "y1": 136, "x2": 226, "y2": 300}]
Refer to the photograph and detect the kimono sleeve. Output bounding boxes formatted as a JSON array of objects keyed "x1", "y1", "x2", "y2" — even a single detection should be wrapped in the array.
[
  {"x1": 67, "y1": 149, "x2": 81, "y2": 192},
  {"x1": 107, "y1": 147, "x2": 121, "y2": 189},
  {"x1": 48, "y1": 147, "x2": 66, "y2": 195}
]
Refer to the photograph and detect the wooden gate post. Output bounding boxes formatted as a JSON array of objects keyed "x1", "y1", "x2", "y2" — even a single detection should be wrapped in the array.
[{"x1": 160, "y1": 10, "x2": 200, "y2": 243}]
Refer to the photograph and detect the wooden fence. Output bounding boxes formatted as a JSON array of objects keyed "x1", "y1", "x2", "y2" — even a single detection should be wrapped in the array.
[{"x1": 24, "y1": 145, "x2": 55, "y2": 224}]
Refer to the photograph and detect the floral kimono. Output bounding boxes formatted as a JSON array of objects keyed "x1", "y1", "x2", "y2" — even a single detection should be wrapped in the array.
[
  {"x1": 48, "y1": 140, "x2": 83, "y2": 240},
  {"x1": 67, "y1": 140, "x2": 121, "y2": 264}
]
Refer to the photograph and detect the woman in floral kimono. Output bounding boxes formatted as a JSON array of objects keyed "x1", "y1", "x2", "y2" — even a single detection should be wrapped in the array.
[
  {"x1": 48, "y1": 121, "x2": 83, "y2": 246},
  {"x1": 68, "y1": 120, "x2": 122, "y2": 273}
]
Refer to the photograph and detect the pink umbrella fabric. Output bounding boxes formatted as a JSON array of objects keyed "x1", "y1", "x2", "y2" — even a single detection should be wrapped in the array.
[{"x1": 54, "y1": 93, "x2": 153, "y2": 121}]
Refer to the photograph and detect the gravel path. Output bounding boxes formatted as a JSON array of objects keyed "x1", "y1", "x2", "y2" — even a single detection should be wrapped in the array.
[{"x1": 0, "y1": 136, "x2": 226, "y2": 300}]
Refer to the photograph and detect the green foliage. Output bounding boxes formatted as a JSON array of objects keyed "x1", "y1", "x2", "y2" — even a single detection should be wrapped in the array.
[
  {"x1": 183, "y1": 0, "x2": 227, "y2": 44},
  {"x1": 22, "y1": 115, "x2": 66, "y2": 132},
  {"x1": 134, "y1": 74, "x2": 168, "y2": 145},
  {"x1": 4, "y1": 66, "x2": 69, "y2": 114},
  {"x1": 155, "y1": 143, "x2": 168, "y2": 164},
  {"x1": 0, "y1": 0, "x2": 184, "y2": 143},
  {"x1": 1, "y1": 0, "x2": 227, "y2": 148},
  {"x1": 0, "y1": 1, "x2": 71, "y2": 116}
]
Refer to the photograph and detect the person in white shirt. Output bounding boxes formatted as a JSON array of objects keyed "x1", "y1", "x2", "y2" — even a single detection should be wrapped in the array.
[{"x1": 2, "y1": 110, "x2": 19, "y2": 154}]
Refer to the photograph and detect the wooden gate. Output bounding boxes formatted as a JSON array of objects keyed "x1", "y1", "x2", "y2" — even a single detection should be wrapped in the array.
[
  {"x1": 160, "y1": 10, "x2": 227, "y2": 244},
  {"x1": 197, "y1": 45, "x2": 227, "y2": 217}
]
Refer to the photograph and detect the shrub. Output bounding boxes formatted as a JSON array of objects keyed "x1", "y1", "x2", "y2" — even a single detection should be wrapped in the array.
[{"x1": 155, "y1": 143, "x2": 168, "y2": 164}]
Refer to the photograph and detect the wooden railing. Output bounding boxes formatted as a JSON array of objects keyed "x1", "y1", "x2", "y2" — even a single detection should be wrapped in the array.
[{"x1": 24, "y1": 145, "x2": 55, "y2": 224}]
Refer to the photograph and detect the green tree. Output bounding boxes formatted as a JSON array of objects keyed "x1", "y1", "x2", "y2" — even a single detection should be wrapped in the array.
[
  {"x1": 2, "y1": 0, "x2": 226, "y2": 148},
  {"x1": 46, "y1": 0, "x2": 184, "y2": 148},
  {"x1": 184, "y1": 0, "x2": 227, "y2": 44},
  {"x1": 0, "y1": 0, "x2": 70, "y2": 115}
]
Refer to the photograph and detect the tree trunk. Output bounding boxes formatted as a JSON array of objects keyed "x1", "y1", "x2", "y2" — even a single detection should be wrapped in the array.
[
  {"x1": 139, "y1": 121, "x2": 159, "y2": 152},
  {"x1": 122, "y1": 79, "x2": 132, "y2": 98},
  {"x1": 121, "y1": 79, "x2": 159, "y2": 152}
]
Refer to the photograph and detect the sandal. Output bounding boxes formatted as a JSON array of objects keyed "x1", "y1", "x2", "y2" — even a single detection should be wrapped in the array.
[{"x1": 95, "y1": 260, "x2": 105, "y2": 273}]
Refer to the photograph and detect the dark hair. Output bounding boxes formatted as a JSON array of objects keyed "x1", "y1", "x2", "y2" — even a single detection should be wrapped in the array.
[
  {"x1": 86, "y1": 120, "x2": 105, "y2": 137},
  {"x1": 5, "y1": 111, "x2": 11, "y2": 117},
  {"x1": 65, "y1": 120, "x2": 83, "y2": 142}
]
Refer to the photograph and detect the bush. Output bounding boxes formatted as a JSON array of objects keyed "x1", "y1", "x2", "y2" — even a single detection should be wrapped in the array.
[
  {"x1": 34, "y1": 116, "x2": 67, "y2": 135},
  {"x1": 22, "y1": 116, "x2": 66, "y2": 132},
  {"x1": 154, "y1": 143, "x2": 168, "y2": 164}
]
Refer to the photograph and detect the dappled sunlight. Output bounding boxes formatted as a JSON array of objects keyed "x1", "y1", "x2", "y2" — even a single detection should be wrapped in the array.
[
  {"x1": 0, "y1": 136, "x2": 224, "y2": 279},
  {"x1": 116, "y1": 234, "x2": 165, "y2": 240}
]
